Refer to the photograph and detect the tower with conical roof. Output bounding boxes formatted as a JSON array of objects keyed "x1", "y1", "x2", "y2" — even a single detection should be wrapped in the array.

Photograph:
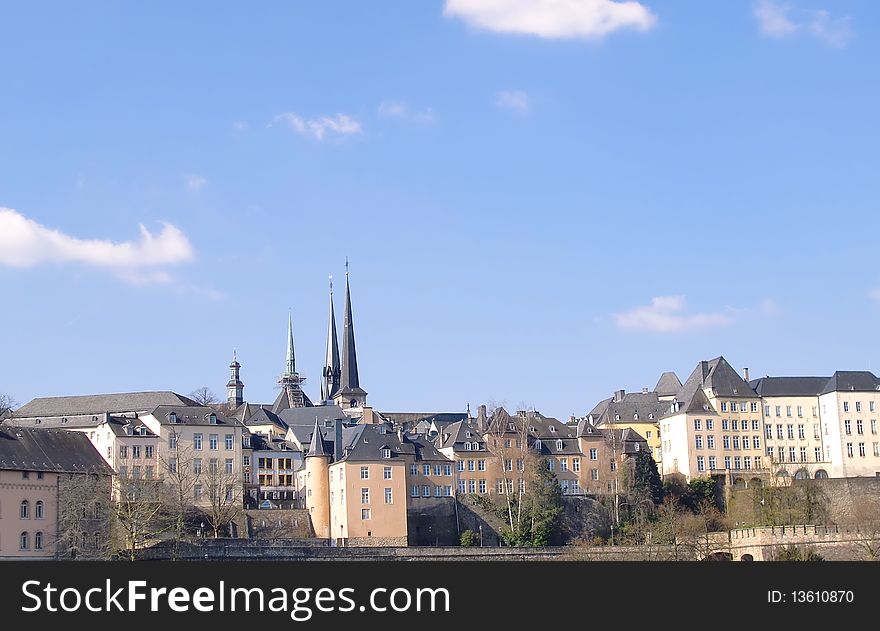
[
  {"x1": 272, "y1": 313, "x2": 307, "y2": 413},
  {"x1": 304, "y1": 416, "x2": 331, "y2": 538},
  {"x1": 226, "y1": 350, "x2": 244, "y2": 408},
  {"x1": 321, "y1": 277, "x2": 341, "y2": 404},
  {"x1": 333, "y1": 261, "x2": 367, "y2": 410}
]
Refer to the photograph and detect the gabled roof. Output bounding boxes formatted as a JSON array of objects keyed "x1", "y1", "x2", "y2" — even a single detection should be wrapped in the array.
[
  {"x1": 0, "y1": 427, "x2": 114, "y2": 474},
  {"x1": 335, "y1": 425, "x2": 416, "y2": 463},
  {"x1": 305, "y1": 418, "x2": 331, "y2": 458},
  {"x1": 13, "y1": 391, "x2": 198, "y2": 418},
  {"x1": 654, "y1": 372, "x2": 683, "y2": 396},
  {"x1": 271, "y1": 387, "x2": 314, "y2": 414},
  {"x1": 242, "y1": 407, "x2": 289, "y2": 432},
  {"x1": 750, "y1": 376, "x2": 830, "y2": 397},
  {"x1": 435, "y1": 420, "x2": 485, "y2": 450},
  {"x1": 590, "y1": 391, "x2": 667, "y2": 427},
  {"x1": 279, "y1": 405, "x2": 347, "y2": 428},
  {"x1": 148, "y1": 405, "x2": 244, "y2": 427},
  {"x1": 820, "y1": 371, "x2": 880, "y2": 394}
]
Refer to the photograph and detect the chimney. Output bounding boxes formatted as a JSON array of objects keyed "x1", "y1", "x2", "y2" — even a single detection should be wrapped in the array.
[
  {"x1": 700, "y1": 360, "x2": 710, "y2": 380},
  {"x1": 104, "y1": 411, "x2": 111, "y2": 423},
  {"x1": 641, "y1": 387, "x2": 648, "y2": 394},
  {"x1": 743, "y1": 367, "x2": 750, "y2": 382},
  {"x1": 397, "y1": 426, "x2": 404, "y2": 444},
  {"x1": 334, "y1": 418, "x2": 343, "y2": 462},
  {"x1": 477, "y1": 405, "x2": 487, "y2": 432},
  {"x1": 613, "y1": 389, "x2": 625, "y2": 403}
]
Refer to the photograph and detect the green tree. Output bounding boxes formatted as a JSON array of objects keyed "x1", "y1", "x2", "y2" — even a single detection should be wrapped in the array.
[
  {"x1": 631, "y1": 450, "x2": 664, "y2": 506},
  {"x1": 772, "y1": 545, "x2": 824, "y2": 561},
  {"x1": 523, "y1": 457, "x2": 564, "y2": 546},
  {"x1": 459, "y1": 530, "x2": 478, "y2": 547}
]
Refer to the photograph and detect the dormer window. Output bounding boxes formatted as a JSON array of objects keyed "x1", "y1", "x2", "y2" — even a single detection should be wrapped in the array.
[
  {"x1": 465, "y1": 431, "x2": 471, "y2": 438},
  {"x1": 615, "y1": 414, "x2": 620, "y2": 421},
  {"x1": 168, "y1": 412, "x2": 178, "y2": 424},
  {"x1": 549, "y1": 426, "x2": 556, "y2": 433},
  {"x1": 381, "y1": 448, "x2": 391, "y2": 459},
  {"x1": 648, "y1": 414, "x2": 654, "y2": 420},
  {"x1": 508, "y1": 423, "x2": 515, "y2": 430},
  {"x1": 556, "y1": 439, "x2": 563, "y2": 451},
  {"x1": 324, "y1": 420, "x2": 333, "y2": 428},
  {"x1": 534, "y1": 439, "x2": 542, "y2": 450},
  {"x1": 208, "y1": 413, "x2": 217, "y2": 425},
  {"x1": 529, "y1": 426, "x2": 535, "y2": 432},
  {"x1": 633, "y1": 413, "x2": 639, "y2": 420}
]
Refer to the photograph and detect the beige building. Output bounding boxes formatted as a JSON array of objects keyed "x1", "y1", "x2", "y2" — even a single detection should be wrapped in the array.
[
  {"x1": 816, "y1": 372, "x2": 880, "y2": 478},
  {"x1": 0, "y1": 427, "x2": 113, "y2": 559}
]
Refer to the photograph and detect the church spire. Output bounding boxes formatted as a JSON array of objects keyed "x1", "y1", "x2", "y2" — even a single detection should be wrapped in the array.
[
  {"x1": 335, "y1": 260, "x2": 367, "y2": 409},
  {"x1": 226, "y1": 349, "x2": 244, "y2": 409},
  {"x1": 306, "y1": 416, "x2": 330, "y2": 458},
  {"x1": 285, "y1": 312, "x2": 296, "y2": 376},
  {"x1": 321, "y1": 276, "x2": 341, "y2": 404}
]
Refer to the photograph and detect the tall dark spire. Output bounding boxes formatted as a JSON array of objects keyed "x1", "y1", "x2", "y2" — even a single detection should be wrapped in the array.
[
  {"x1": 321, "y1": 276, "x2": 341, "y2": 404},
  {"x1": 340, "y1": 261, "x2": 360, "y2": 391},
  {"x1": 226, "y1": 350, "x2": 244, "y2": 408},
  {"x1": 274, "y1": 313, "x2": 307, "y2": 412},
  {"x1": 335, "y1": 260, "x2": 367, "y2": 409}
]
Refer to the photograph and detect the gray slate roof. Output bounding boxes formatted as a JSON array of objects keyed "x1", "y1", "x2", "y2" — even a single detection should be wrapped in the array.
[
  {"x1": 654, "y1": 372, "x2": 683, "y2": 396},
  {"x1": 590, "y1": 391, "x2": 667, "y2": 427},
  {"x1": 0, "y1": 427, "x2": 114, "y2": 474},
  {"x1": 435, "y1": 420, "x2": 486, "y2": 450},
  {"x1": 148, "y1": 405, "x2": 244, "y2": 427},
  {"x1": 14, "y1": 391, "x2": 198, "y2": 418},
  {"x1": 750, "y1": 376, "x2": 830, "y2": 397},
  {"x1": 4, "y1": 413, "x2": 156, "y2": 437},
  {"x1": 820, "y1": 371, "x2": 880, "y2": 394},
  {"x1": 279, "y1": 405, "x2": 347, "y2": 428}
]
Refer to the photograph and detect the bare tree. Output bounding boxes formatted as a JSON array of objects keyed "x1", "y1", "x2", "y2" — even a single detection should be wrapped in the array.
[
  {"x1": 159, "y1": 438, "x2": 200, "y2": 558},
  {"x1": 0, "y1": 392, "x2": 17, "y2": 418},
  {"x1": 189, "y1": 387, "x2": 220, "y2": 408},
  {"x1": 112, "y1": 475, "x2": 170, "y2": 561},
  {"x1": 201, "y1": 457, "x2": 242, "y2": 538},
  {"x1": 849, "y1": 494, "x2": 880, "y2": 560},
  {"x1": 55, "y1": 470, "x2": 114, "y2": 559}
]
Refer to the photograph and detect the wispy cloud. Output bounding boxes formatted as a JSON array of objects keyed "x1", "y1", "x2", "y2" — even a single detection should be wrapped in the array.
[
  {"x1": 183, "y1": 174, "x2": 208, "y2": 192},
  {"x1": 0, "y1": 207, "x2": 195, "y2": 284},
  {"x1": 268, "y1": 112, "x2": 362, "y2": 140},
  {"x1": 614, "y1": 296, "x2": 736, "y2": 333},
  {"x1": 753, "y1": 1, "x2": 853, "y2": 47},
  {"x1": 870, "y1": 287, "x2": 880, "y2": 304},
  {"x1": 496, "y1": 90, "x2": 530, "y2": 114},
  {"x1": 231, "y1": 120, "x2": 249, "y2": 131},
  {"x1": 378, "y1": 101, "x2": 436, "y2": 124},
  {"x1": 444, "y1": 0, "x2": 657, "y2": 40}
]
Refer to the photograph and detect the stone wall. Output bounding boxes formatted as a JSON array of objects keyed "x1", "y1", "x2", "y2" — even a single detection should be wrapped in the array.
[
  {"x1": 245, "y1": 509, "x2": 313, "y2": 539},
  {"x1": 407, "y1": 497, "x2": 459, "y2": 546},
  {"x1": 716, "y1": 524, "x2": 879, "y2": 561}
]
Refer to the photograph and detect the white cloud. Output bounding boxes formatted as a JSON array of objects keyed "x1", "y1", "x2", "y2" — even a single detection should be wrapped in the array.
[
  {"x1": 183, "y1": 174, "x2": 208, "y2": 192},
  {"x1": 232, "y1": 120, "x2": 249, "y2": 131},
  {"x1": 614, "y1": 296, "x2": 735, "y2": 333},
  {"x1": 443, "y1": 0, "x2": 657, "y2": 40},
  {"x1": 378, "y1": 101, "x2": 436, "y2": 124},
  {"x1": 269, "y1": 112, "x2": 362, "y2": 140},
  {"x1": 870, "y1": 288, "x2": 880, "y2": 304},
  {"x1": 753, "y1": 1, "x2": 853, "y2": 47},
  {"x1": 496, "y1": 90, "x2": 530, "y2": 114},
  {"x1": 0, "y1": 207, "x2": 195, "y2": 284}
]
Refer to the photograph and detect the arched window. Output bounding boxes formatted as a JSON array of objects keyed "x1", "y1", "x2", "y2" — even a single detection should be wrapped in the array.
[
  {"x1": 94, "y1": 533, "x2": 100, "y2": 550},
  {"x1": 35, "y1": 531, "x2": 43, "y2": 550},
  {"x1": 94, "y1": 502, "x2": 101, "y2": 519},
  {"x1": 20, "y1": 500, "x2": 29, "y2": 519},
  {"x1": 35, "y1": 500, "x2": 44, "y2": 519},
  {"x1": 20, "y1": 532, "x2": 29, "y2": 550},
  {"x1": 814, "y1": 469, "x2": 829, "y2": 479},
  {"x1": 82, "y1": 533, "x2": 88, "y2": 549}
]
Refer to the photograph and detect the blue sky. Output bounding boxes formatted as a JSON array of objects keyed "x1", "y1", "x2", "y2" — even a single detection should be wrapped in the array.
[{"x1": 1, "y1": 1, "x2": 878, "y2": 419}]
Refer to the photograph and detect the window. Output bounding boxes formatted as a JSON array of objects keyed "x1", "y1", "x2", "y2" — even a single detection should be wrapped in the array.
[
  {"x1": 764, "y1": 405, "x2": 771, "y2": 417},
  {"x1": 477, "y1": 459, "x2": 486, "y2": 472},
  {"x1": 707, "y1": 435, "x2": 715, "y2": 449},
  {"x1": 871, "y1": 401, "x2": 876, "y2": 413},
  {"x1": 20, "y1": 532, "x2": 29, "y2": 550},
  {"x1": 381, "y1": 448, "x2": 391, "y2": 459},
  {"x1": 458, "y1": 480, "x2": 465, "y2": 494},
  {"x1": 145, "y1": 466, "x2": 154, "y2": 479},
  {"x1": 169, "y1": 459, "x2": 177, "y2": 474},
  {"x1": 225, "y1": 459, "x2": 234, "y2": 474},
  {"x1": 744, "y1": 456, "x2": 751, "y2": 470},
  {"x1": 209, "y1": 434, "x2": 218, "y2": 450},
  {"x1": 35, "y1": 531, "x2": 43, "y2": 550},
  {"x1": 193, "y1": 434, "x2": 203, "y2": 450},
  {"x1": 721, "y1": 402, "x2": 728, "y2": 412},
  {"x1": 708, "y1": 456, "x2": 716, "y2": 470},
  {"x1": 856, "y1": 402, "x2": 862, "y2": 413},
  {"x1": 646, "y1": 431, "x2": 652, "y2": 439},
  {"x1": 467, "y1": 480, "x2": 476, "y2": 494},
  {"x1": 467, "y1": 460, "x2": 475, "y2": 472},
  {"x1": 845, "y1": 420, "x2": 852, "y2": 435},
  {"x1": 753, "y1": 436, "x2": 760, "y2": 449},
  {"x1": 814, "y1": 424, "x2": 821, "y2": 439},
  {"x1": 571, "y1": 480, "x2": 580, "y2": 493},
  {"x1": 732, "y1": 419, "x2": 738, "y2": 431},
  {"x1": 411, "y1": 485, "x2": 419, "y2": 498},
  {"x1": 788, "y1": 447, "x2": 796, "y2": 462},
  {"x1": 193, "y1": 459, "x2": 202, "y2": 474},
  {"x1": 706, "y1": 419, "x2": 714, "y2": 430},
  {"x1": 479, "y1": 480, "x2": 487, "y2": 494},
  {"x1": 799, "y1": 447, "x2": 807, "y2": 462},
  {"x1": 589, "y1": 448, "x2": 597, "y2": 460},
  {"x1": 733, "y1": 436, "x2": 740, "y2": 449},
  {"x1": 457, "y1": 460, "x2": 464, "y2": 472},
  {"x1": 384, "y1": 488, "x2": 393, "y2": 504},
  {"x1": 548, "y1": 460, "x2": 555, "y2": 472},
  {"x1": 723, "y1": 436, "x2": 730, "y2": 449},
  {"x1": 384, "y1": 466, "x2": 392, "y2": 480},
  {"x1": 194, "y1": 484, "x2": 202, "y2": 500},
  {"x1": 844, "y1": 402, "x2": 850, "y2": 412},
  {"x1": 591, "y1": 469, "x2": 599, "y2": 480},
  {"x1": 169, "y1": 434, "x2": 178, "y2": 450},
  {"x1": 859, "y1": 443, "x2": 866, "y2": 457},
  {"x1": 361, "y1": 488, "x2": 370, "y2": 504},
  {"x1": 722, "y1": 420, "x2": 729, "y2": 431},
  {"x1": 798, "y1": 425, "x2": 805, "y2": 440},
  {"x1": 797, "y1": 406, "x2": 803, "y2": 417},
  {"x1": 132, "y1": 466, "x2": 141, "y2": 478},
  {"x1": 119, "y1": 446, "x2": 128, "y2": 459},
  {"x1": 775, "y1": 406, "x2": 782, "y2": 417},
  {"x1": 815, "y1": 447, "x2": 823, "y2": 462},
  {"x1": 361, "y1": 509, "x2": 370, "y2": 520},
  {"x1": 751, "y1": 403, "x2": 759, "y2": 413},
  {"x1": 556, "y1": 439, "x2": 563, "y2": 452},
  {"x1": 778, "y1": 447, "x2": 785, "y2": 462},
  {"x1": 697, "y1": 456, "x2": 705, "y2": 472},
  {"x1": 765, "y1": 425, "x2": 772, "y2": 439},
  {"x1": 132, "y1": 445, "x2": 141, "y2": 459},
  {"x1": 145, "y1": 445, "x2": 154, "y2": 459},
  {"x1": 444, "y1": 486, "x2": 453, "y2": 496},
  {"x1": 695, "y1": 436, "x2": 703, "y2": 449},
  {"x1": 410, "y1": 463, "x2": 418, "y2": 476},
  {"x1": 118, "y1": 466, "x2": 127, "y2": 478},
  {"x1": 874, "y1": 443, "x2": 880, "y2": 457},
  {"x1": 734, "y1": 456, "x2": 741, "y2": 470},
  {"x1": 534, "y1": 440, "x2": 542, "y2": 450},
  {"x1": 694, "y1": 419, "x2": 702, "y2": 431},
  {"x1": 731, "y1": 402, "x2": 738, "y2": 412},
  {"x1": 443, "y1": 464, "x2": 452, "y2": 476},
  {"x1": 752, "y1": 420, "x2": 760, "y2": 431},
  {"x1": 35, "y1": 500, "x2": 44, "y2": 519},
  {"x1": 786, "y1": 406, "x2": 792, "y2": 417},
  {"x1": 225, "y1": 435, "x2": 234, "y2": 450},
  {"x1": 20, "y1": 500, "x2": 29, "y2": 519},
  {"x1": 724, "y1": 456, "x2": 731, "y2": 469},
  {"x1": 872, "y1": 420, "x2": 878, "y2": 435},
  {"x1": 787, "y1": 425, "x2": 794, "y2": 440},
  {"x1": 776, "y1": 424, "x2": 783, "y2": 439},
  {"x1": 572, "y1": 458, "x2": 580, "y2": 472},
  {"x1": 857, "y1": 420, "x2": 864, "y2": 435},
  {"x1": 423, "y1": 464, "x2": 431, "y2": 475},
  {"x1": 361, "y1": 466, "x2": 369, "y2": 479}
]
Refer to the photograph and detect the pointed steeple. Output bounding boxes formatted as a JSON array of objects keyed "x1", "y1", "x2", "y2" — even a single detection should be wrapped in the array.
[
  {"x1": 335, "y1": 260, "x2": 367, "y2": 409},
  {"x1": 321, "y1": 276, "x2": 341, "y2": 404},
  {"x1": 306, "y1": 416, "x2": 330, "y2": 458},
  {"x1": 285, "y1": 312, "x2": 296, "y2": 376}
]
